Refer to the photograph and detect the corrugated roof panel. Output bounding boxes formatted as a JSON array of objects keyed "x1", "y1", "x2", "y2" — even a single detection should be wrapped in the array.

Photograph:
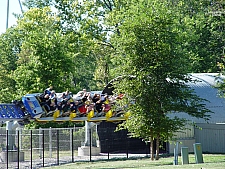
[{"x1": 170, "y1": 73, "x2": 225, "y2": 124}]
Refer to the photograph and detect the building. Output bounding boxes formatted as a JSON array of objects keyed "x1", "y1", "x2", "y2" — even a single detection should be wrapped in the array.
[
  {"x1": 101, "y1": 73, "x2": 225, "y2": 154},
  {"x1": 169, "y1": 73, "x2": 225, "y2": 153}
]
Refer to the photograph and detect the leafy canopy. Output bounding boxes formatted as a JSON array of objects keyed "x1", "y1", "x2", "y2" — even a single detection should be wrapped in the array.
[{"x1": 110, "y1": 0, "x2": 212, "y2": 141}]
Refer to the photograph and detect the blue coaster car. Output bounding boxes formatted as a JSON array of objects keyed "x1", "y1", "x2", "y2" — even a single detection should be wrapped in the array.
[{"x1": 22, "y1": 93, "x2": 44, "y2": 118}]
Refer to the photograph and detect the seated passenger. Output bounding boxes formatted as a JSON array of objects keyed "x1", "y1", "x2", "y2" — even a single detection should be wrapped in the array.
[
  {"x1": 44, "y1": 86, "x2": 53, "y2": 95},
  {"x1": 49, "y1": 90, "x2": 56, "y2": 99},
  {"x1": 48, "y1": 101, "x2": 57, "y2": 112},
  {"x1": 92, "y1": 94, "x2": 100, "y2": 103},
  {"x1": 40, "y1": 94, "x2": 51, "y2": 111},
  {"x1": 40, "y1": 94, "x2": 49, "y2": 103},
  {"x1": 86, "y1": 103, "x2": 95, "y2": 114},
  {"x1": 107, "y1": 95, "x2": 117, "y2": 105},
  {"x1": 56, "y1": 101, "x2": 63, "y2": 116},
  {"x1": 95, "y1": 100, "x2": 103, "y2": 116},
  {"x1": 85, "y1": 93, "x2": 93, "y2": 105},
  {"x1": 103, "y1": 95, "x2": 111, "y2": 112},
  {"x1": 81, "y1": 92, "x2": 89, "y2": 103},
  {"x1": 62, "y1": 101, "x2": 71, "y2": 117},
  {"x1": 75, "y1": 89, "x2": 87, "y2": 101},
  {"x1": 100, "y1": 94, "x2": 107, "y2": 102},
  {"x1": 99, "y1": 102, "x2": 111, "y2": 117},
  {"x1": 78, "y1": 104, "x2": 87, "y2": 117},
  {"x1": 61, "y1": 90, "x2": 71, "y2": 102},
  {"x1": 70, "y1": 101, "x2": 79, "y2": 113},
  {"x1": 99, "y1": 104, "x2": 106, "y2": 117},
  {"x1": 49, "y1": 96, "x2": 57, "y2": 111},
  {"x1": 82, "y1": 88, "x2": 87, "y2": 95},
  {"x1": 103, "y1": 103, "x2": 111, "y2": 112}
]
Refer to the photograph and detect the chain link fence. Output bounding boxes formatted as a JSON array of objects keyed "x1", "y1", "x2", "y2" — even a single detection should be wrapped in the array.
[{"x1": 0, "y1": 123, "x2": 150, "y2": 169}]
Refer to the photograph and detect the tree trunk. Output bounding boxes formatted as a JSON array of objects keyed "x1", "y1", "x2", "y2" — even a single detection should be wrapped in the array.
[
  {"x1": 150, "y1": 136, "x2": 154, "y2": 161},
  {"x1": 155, "y1": 134, "x2": 160, "y2": 160}
]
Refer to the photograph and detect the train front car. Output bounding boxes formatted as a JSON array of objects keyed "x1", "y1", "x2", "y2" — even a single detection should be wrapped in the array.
[{"x1": 22, "y1": 94, "x2": 44, "y2": 119}]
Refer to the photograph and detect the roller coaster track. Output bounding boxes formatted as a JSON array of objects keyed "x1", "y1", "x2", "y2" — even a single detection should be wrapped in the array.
[{"x1": 0, "y1": 104, "x2": 25, "y2": 121}]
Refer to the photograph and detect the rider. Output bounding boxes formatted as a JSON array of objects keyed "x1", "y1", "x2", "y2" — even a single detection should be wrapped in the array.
[{"x1": 44, "y1": 86, "x2": 53, "y2": 95}]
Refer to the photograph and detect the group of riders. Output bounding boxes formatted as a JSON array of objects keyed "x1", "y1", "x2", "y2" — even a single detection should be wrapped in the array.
[{"x1": 38, "y1": 86, "x2": 124, "y2": 118}]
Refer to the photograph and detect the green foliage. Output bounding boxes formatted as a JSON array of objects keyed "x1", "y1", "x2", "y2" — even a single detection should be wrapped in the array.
[
  {"x1": 25, "y1": 120, "x2": 84, "y2": 129},
  {"x1": 12, "y1": 7, "x2": 76, "y2": 94},
  {"x1": 0, "y1": 0, "x2": 222, "y2": 145},
  {"x1": 0, "y1": 28, "x2": 23, "y2": 102},
  {"x1": 110, "y1": 0, "x2": 212, "y2": 143},
  {"x1": 23, "y1": 0, "x2": 117, "y2": 91},
  {"x1": 176, "y1": 0, "x2": 225, "y2": 73}
]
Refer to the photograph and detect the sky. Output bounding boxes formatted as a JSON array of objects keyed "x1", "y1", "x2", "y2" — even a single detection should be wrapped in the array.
[{"x1": 0, "y1": 0, "x2": 25, "y2": 34}]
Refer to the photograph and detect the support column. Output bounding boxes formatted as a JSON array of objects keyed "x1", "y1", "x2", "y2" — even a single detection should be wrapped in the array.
[
  {"x1": 78, "y1": 121, "x2": 100, "y2": 156},
  {"x1": 84, "y1": 121, "x2": 92, "y2": 146},
  {"x1": 6, "y1": 121, "x2": 18, "y2": 150},
  {"x1": 0, "y1": 121, "x2": 24, "y2": 162}
]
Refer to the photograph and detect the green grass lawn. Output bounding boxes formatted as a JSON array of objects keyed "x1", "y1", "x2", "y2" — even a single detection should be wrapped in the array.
[
  {"x1": 22, "y1": 150, "x2": 78, "y2": 161},
  {"x1": 41, "y1": 154, "x2": 225, "y2": 169}
]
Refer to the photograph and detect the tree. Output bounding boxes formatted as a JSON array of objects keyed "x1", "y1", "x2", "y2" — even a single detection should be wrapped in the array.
[
  {"x1": 0, "y1": 5, "x2": 82, "y2": 102},
  {"x1": 0, "y1": 0, "x2": 119, "y2": 102},
  {"x1": 174, "y1": 0, "x2": 225, "y2": 73},
  {"x1": 23, "y1": 0, "x2": 119, "y2": 89},
  {"x1": 110, "y1": 0, "x2": 212, "y2": 160},
  {"x1": 0, "y1": 27, "x2": 22, "y2": 102},
  {"x1": 0, "y1": 7, "x2": 77, "y2": 100}
]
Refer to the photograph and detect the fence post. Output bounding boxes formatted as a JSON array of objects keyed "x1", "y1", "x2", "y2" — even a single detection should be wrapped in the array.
[
  {"x1": 39, "y1": 128, "x2": 42, "y2": 158},
  {"x1": 49, "y1": 127, "x2": 52, "y2": 158},
  {"x1": 57, "y1": 130, "x2": 59, "y2": 165},
  {"x1": 19, "y1": 128, "x2": 22, "y2": 152},
  {"x1": 126, "y1": 136, "x2": 129, "y2": 159},
  {"x1": 89, "y1": 128, "x2": 92, "y2": 162},
  {"x1": 6, "y1": 130, "x2": 8, "y2": 169},
  {"x1": 70, "y1": 128, "x2": 72, "y2": 151},
  {"x1": 42, "y1": 130, "x2": 44, "y2": 167},
  {"x1": 107, "y1": 127, "x2": 109, "y2": 160},
  {"x1": 71, "y1": 128, "x2": 74, "y2": 163},
  {"x1": 173, "y1": 141, "x2": 179, "y2": 165},
  {"x1": 106, "y1": 138, "x2": 109, "y2": 160},
  {"x1": 30, "y1": 130, "x2": 32, "y2": 169},
  {"x1": 17, "y1": 130, "x2": 19, "y2": 169}
]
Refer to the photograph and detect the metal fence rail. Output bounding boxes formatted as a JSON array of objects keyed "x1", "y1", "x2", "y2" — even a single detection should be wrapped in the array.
[{"x1": 0, "y1": 126, "x2": 149, "y2": 169}]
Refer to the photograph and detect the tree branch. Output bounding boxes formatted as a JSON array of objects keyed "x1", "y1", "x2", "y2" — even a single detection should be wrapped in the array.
[{"x1": 103, "y1": 0, "x2": 113, "y2": 11}]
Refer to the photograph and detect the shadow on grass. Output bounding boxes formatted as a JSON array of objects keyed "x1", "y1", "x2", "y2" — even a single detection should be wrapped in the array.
[{"x1": 67, "y1": 155, "x2": 174, "y2": 166}]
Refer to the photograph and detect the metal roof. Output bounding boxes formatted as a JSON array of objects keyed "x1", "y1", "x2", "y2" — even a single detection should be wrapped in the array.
[
  {"x1": 187, "y1": 73, "x2": 225, "y2": 87},
  {"x1": 171, "y1": 73, "x2": 225, "y2": 123}
]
